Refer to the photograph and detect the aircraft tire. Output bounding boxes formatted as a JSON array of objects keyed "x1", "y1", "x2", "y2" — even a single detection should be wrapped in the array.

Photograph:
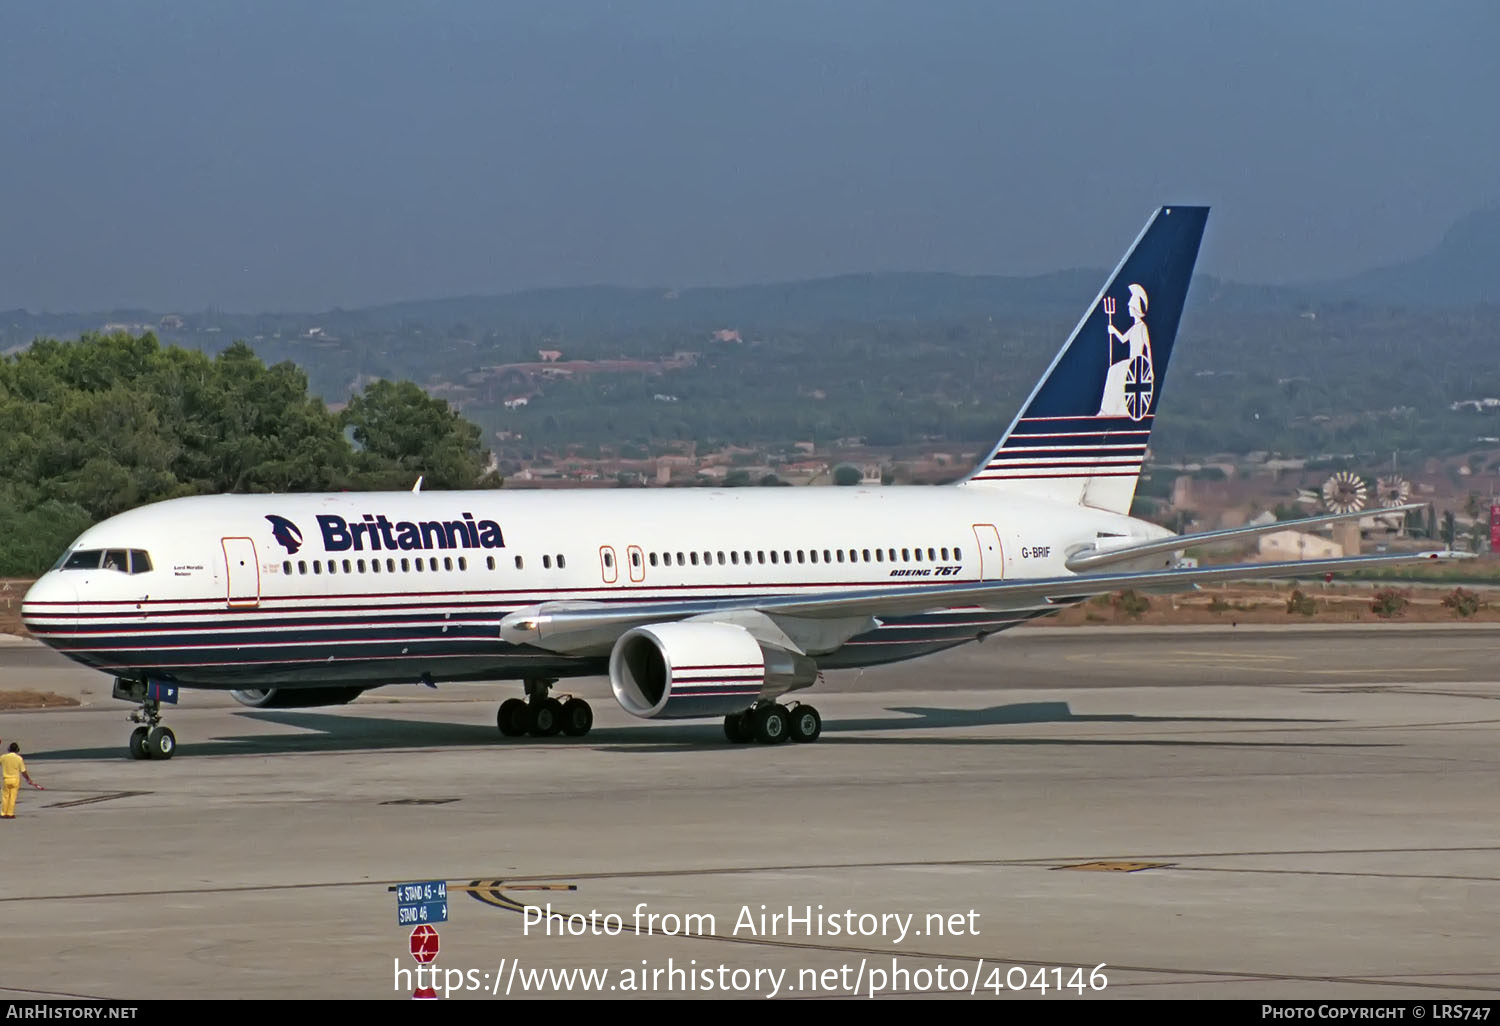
[
  {"x1": 752, "y1": 705, "x2": 789, "y2": 745},
  {"x1": 787, "y1": 704, "x2": 822, "y2": 743},
  {"x1": 498, "y1": 698, "x2": 529, "y2": 737},
  {"x1": 560, "y1": 698, "x2": 593, "y2": 737},
  {"x1": 129, "y1": 726, "x2": 151, "y2": 760},
  {"x1": 529, "y1": 697, "x2": 564, "y2": 737},
  {"x1": 147, "y1": 726, "x2": 176, "y2": 760}
]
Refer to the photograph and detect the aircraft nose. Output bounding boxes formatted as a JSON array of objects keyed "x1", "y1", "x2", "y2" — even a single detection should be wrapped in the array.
[{"x1": 20, "y1": 573, "x2": 78, "y2": 640}]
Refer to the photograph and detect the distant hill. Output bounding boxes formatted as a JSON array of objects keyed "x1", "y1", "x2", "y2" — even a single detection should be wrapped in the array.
[{"x1": 1317, "y1": 208, "x2": 1500, "y2": 307}]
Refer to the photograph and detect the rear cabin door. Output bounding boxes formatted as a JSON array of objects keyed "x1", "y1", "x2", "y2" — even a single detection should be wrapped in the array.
[
  {"x1": 971, "y1": 524, "x2": 1005, "y2": 581},
  {"x1": 222, "y1": 537, "x2": 261, "y2": 608}
]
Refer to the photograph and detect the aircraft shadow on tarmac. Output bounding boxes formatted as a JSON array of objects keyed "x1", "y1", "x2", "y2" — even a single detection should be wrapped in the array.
[{"x1": 29, "y1": 702, "x2": 1372, "y2": 761}]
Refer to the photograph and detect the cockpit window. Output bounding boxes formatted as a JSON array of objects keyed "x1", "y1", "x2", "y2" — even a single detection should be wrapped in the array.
[{"x1": 58, "y1": 548, "x2": 153, "y2": 574}]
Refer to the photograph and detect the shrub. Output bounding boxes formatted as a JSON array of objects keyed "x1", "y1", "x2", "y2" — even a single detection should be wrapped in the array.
[
  {"x1": 1111, "y1": 589, "x2": 1151, "y2": 618},
  {"x1": 1285, "y1": 589, "x2": 1317, "y2": 616},
  {"x1": 1370, "y1": 588, "x2": 1409, "y2": 618},
  {"x1": 1207, "y1": 595, "x2": 1230, "y2": 614},
  {"x1": 1441, "y1": 587, "x2": 1483, "y2": 618}
]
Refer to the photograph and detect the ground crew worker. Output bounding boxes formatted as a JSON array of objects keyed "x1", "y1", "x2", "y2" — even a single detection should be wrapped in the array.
[{"x1": 1, "y1": 742, "x2": 43, "y2": 818}]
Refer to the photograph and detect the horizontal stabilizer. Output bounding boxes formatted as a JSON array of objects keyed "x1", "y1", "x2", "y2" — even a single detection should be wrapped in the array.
[{"x1": 1064, "y1": 503, "x2": 1428, "y2": 573}]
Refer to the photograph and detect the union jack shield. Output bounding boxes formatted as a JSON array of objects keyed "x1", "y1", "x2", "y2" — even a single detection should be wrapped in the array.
[{"x1": 1124, "y1": 355, "x2": 1153, "y2": 420}]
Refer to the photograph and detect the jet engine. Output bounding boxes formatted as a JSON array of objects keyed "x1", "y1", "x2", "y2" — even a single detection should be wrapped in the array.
[
  {"x1": 229, "y1": 687, "x2": 365, "y2": 709},
  {"x1": 608, "y1": 622, "x2": 818, "y2": 719}
]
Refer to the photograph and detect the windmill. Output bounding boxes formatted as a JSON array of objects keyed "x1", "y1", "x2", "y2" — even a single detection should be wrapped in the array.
[
  {"x1": 1375, "y1": 476, "x2": 1411, "y2": 508},
  {"x1": 1375, "y1": 475, "x2": 1412, "y2": 534},
  {"x1": 1321, "y1": 471, "x2": 1367, "y2": 514}
]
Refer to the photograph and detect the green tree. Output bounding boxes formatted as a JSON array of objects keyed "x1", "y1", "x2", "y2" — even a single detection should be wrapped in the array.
[
  {"x1": 832, "y1": 464, "x2": 863, "y2": 486},
  {"x1": 341, "y1": 379, "x2": 501, "y2": 489}
]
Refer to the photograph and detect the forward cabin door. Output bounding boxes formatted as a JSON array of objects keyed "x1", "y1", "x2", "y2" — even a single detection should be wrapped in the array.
[
  {"x1": 971, "y1": 524, "x2": 1004, "y2": 581},
  {"x1": 222, "y1": 537, "x2": 261, "y2": 608}
]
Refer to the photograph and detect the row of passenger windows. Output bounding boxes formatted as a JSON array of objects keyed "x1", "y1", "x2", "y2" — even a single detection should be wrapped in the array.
[
  {"x1": 644, "y1": 545, "x2": 961, "y2": 568},
  {"x1": 282, "y1": 545, "x2": 962, "y2": 577},
  {"x1": 282, "y1": 554, "x2": 566, "y2": 576}
]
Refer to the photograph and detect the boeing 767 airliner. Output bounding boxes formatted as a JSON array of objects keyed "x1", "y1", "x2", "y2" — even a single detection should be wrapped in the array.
[{"x1": 21, "y1": 207, "x2": 1451, "y2": 759}]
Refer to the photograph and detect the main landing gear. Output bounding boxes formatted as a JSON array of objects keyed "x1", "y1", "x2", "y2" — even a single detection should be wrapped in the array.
[
  {"x1": 724, "y1": 701, "x2": 822, "y2": 745},
  {"x1": 496, "y1": 678, "x2": 594, "y2": 740}
]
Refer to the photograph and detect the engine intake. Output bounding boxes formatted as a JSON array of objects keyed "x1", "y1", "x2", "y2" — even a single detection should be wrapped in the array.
[{"x1": 608, "y1": 622, "x2": 817, "y2": 720}]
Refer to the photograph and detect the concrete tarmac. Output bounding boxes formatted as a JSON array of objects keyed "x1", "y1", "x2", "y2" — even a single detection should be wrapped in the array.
[{"x1": 0, "y1": 624, "x2": 1497, "y2": 1000}]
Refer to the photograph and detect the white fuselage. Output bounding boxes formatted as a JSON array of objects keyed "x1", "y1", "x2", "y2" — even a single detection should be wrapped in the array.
[{"x1": 21, "y1": 486, "x2": 1167, "y2": 692}]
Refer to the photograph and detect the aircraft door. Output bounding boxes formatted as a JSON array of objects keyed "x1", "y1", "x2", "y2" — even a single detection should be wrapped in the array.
[
  {"x1": 626, "y1": 545, "x2": 646, "y2": 583},
  {"x1": 222, "y1": 537, "x2": 261, "y2": 608},
  {"x1": 971, "y1": 524, "x2": 1005, "y2": 581},
  {"x1": 599, "y1": 545, "x2": 619, "y2": 585}
]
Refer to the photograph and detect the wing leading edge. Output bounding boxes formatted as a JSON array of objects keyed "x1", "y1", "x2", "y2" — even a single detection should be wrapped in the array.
[{"x1": 500, "y1": 549, "x2": 1466, "y2": 657}]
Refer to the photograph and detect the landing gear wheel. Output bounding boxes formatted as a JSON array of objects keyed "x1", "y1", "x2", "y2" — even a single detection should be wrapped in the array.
[
  {"x1": 128, "y1": 726, "x2": 151, "y2": 760},
  {"x1": 723, "y1": 712, "x2": 753, "y2": 743},
  {"x1": 146, "y1": 726, "x2": 176, "y2": 760},
  {"x1": 498, "y1": 698, "x2": 529, "y2": 737},
  {"x1": 787, "y1": 704, "x2": 822, "y2": 743},
  {"x1": 560, "y1": 698, "x2": 593, "y2": 737},
  {"x1": 528, "y1": 697, "x2": 565, "y2": 737},
  {"x1": 751, "y1": 704, "x2": 789, "y2": 744}
]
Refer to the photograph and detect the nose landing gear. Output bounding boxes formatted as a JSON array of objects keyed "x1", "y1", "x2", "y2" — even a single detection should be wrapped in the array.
[{"x1": 114, "y1": 677, "x2": 177, "y2": 760}]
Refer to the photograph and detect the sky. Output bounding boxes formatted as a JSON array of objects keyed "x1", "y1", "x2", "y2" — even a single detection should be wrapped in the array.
[{"x1": 1, "y1": 1, "x2": 1496, "y2": 312}]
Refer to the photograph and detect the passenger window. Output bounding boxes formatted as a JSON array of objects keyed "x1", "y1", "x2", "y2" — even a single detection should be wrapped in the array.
[
  {"x1": 716, "y1": 552, "x2": 725, "y2": 565},
  {"x1": 955, "y1": 547, "x2": 963, "y2": 560},
  {"x1": 888, "y1": 548, "x2": 897, "y2": 561},
  {"x1": 927, "y1": 547, "x2": 936, "y2": 561},
  {"x1": 328, "y1": 561, "x2": 338, "y2": 575},
  {"x1": 387, "y1": 558, "x2": 396, "y2": 573},
  {"x1": 731, "y1": 551, "x2": 739, "y2": 565},
  {"x1": 770, "y1": 551, "x2": 779, "y2": 564},
  {"x1": 401, "y1": 558, "x2": 410, "y2": 572},
  {"x1": 913, "y1": 548, "x2": 923, "y2": 562},
  {"x1": 484, "y1": 557, "x2": 492, "y2": 571},
  {"x1": 702, "y1": 551, "x2": 711, "y2": 565},
  {"x1": 313, "y1": 561, "x2": 322, "y2": 574},
  {"x1": 836, "y1": 550, "x2": 845, "y2": 563},
  {"x1": 902, "y1": 548, "x2": 910, "y2": 561},
  {"x1": 743, "y1": 551, "x2": 752, "y2": 564},
  {"x1": 631, "y1": 551, "x2": 641, "y2": 567},
  {"x1": 875, "y1": 550, "x2": 883, "y2": 562},
  {"x1": 941, "y1": 547, "x2": 950, "y2": 560},
  {"x1": 604, "y1": 551, "x2": 614, "y2": 568},
  {"x1": 757, "y1": 551, "x2": 765, "y2": 564},
  {"x1": 823, "y1": 550, "x2": 831, "y2": 563},
  {"x1": 797, "y1": 550, "x2": 805, "y2": 564},
  {"x1": 862, "y1": 549, "x2": 870, "y2": 562},
  {"x1": 543, "y1": 555, "x2": 552, "y2": 569},
  {"x1": 557, "y1": 554, "x2": 566, "y2": 569},
  {"x1": 283, "y1": 560, "x2": 292, "y2": 575},
  {"x1": 413, "y1": 559, "x2": 422, "y2": 573},
  {"x1": 357, "y1": 559, "x2": 366, "y2": 573},
  {"x1": 676, "y1": 553, "x2": 685, "y2": 566},
  {"x1": 690, "y1": 552, "x2": 699, "y2": 566},
  {"x1": 649, "y1": 553, "x2": 659, "y2": 567},
  {"x1": 457, "y1": 557, "x2": 466, "y2": 571},
  {"x1": 809, "y1": 550, "x2": 818, "y2": 564},
  {"x1": 444, "y1": 557, "x2": 453, "y2": 571},
  {"x1": 371, "y1": 559, "x2": 381, "y2": 574},
  {"x1": 783, "y1": 551, "x2": 791, "y2": 564},
  {"x1": 515, "y1": 556, "x2": 524, "y2": 570}
]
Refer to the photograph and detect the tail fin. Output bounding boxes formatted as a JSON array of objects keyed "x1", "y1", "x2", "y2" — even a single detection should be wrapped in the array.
[{"x1": 959, "y1": 205, "x2": 1208, "y2": 514}]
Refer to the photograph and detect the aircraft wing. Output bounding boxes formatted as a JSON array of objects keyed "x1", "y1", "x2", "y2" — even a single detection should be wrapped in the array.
[
  {"x1": 500, "y1": 548, "x2": 1464, "y2": 656},
  {"x1": 1063, "y1": 503, "x2": 1428, "y2": 572}
]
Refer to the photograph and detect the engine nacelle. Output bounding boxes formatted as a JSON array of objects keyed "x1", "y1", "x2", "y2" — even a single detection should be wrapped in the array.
[
  {"x1": 608, "y1": 622, "x2": 818, "y2": 720},
  {"x1": 229, "y1": 687, "x2": 365, "y2": 709}
]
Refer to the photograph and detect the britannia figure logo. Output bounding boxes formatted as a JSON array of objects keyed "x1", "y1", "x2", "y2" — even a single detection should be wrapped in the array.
[{"x1": 1097, "y1": 283, "x2": 1152, "y2": 420}]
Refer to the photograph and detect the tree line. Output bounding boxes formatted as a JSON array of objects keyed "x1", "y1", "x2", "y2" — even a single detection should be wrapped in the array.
[{"x1": 0, "y1": 332, "x2": 499, "y2": 574}]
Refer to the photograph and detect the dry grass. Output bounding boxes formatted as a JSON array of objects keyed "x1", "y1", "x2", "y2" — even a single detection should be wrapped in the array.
[
  {"x1": 0, "y1": 579, "x2": 30, "y2": 637},
  {"x1": 0, "y1": 689, "x2": 80, "y2": 710}
]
